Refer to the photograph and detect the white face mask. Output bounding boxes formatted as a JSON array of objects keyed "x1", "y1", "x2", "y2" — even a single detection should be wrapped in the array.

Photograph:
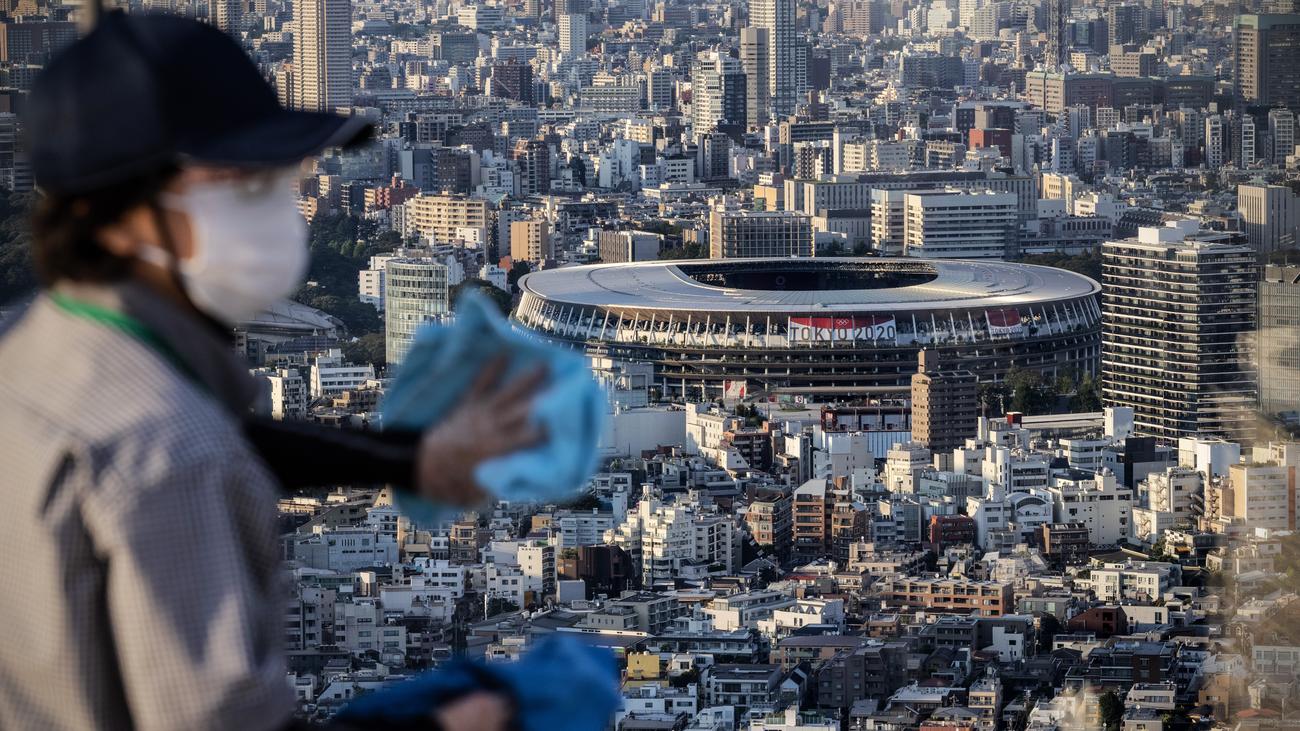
[{"x1": 138, "y1": 173, "x2": 309, "y2": 326}]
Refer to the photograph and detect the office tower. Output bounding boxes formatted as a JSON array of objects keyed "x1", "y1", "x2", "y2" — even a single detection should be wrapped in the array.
[
  {"x1": 1238, "y1": 184, "x2": 1299, "y2": 255},
  {"x1": 647, "y1": 68, "x2": 676, "y2": 110},
  {"x1": 708, "y1": 209, "x2": 813, "y2": 258},
  {"x1": 511, "y1": 138, "x2": 551, "y2": 196},
  {"x1": 911, "y1": 349, "x2": 979, "y2": 453},
  {"x1": 698, "y1": 132, "x2": 733, "y2": 180},
  {"x1": 554, "y1": 0, "x2": 589, "y2": 17},
  {"x1": 1234, "y1": 15, "x2": 1300, "y2": 112},
  {"x1": 490, "y1": 61, "x2": 535, "y2": 104},
  {"x1": 509, "y1": 219, "x2": 553, "y2": 264},
  {"x1": 384, "y1": 257, "x2": 450, "y2": 365},
  {"x1": 431, "y1": 27, "x2": 480, "y2": 64},
  {"x1": 1101, "y1": 223, "x2": 1257, "y2": 444},
  {"x1": 1045, "y1": 0, "x2": 1067, "y2": 69},
  {"x1": 0, "y1": 20, "x2": 77, "y2": 63},
  {"x1": 740, "y1": 26, "x2": 770, "y2": 128},
  {"x1": 1204, "y1": 114, "x2": 1225, "y2": 169},
  {"x1": 749, "y1": 0, "x2": 805, "y2": 119},
  {"x1": 293, "y1": 0, "x2": 352, "y2": 112},
  {"x1": 691, "y1": 51, "x2": 747, "y2": 137},
  {"x1": 1107, "y1": 4, "x2": 1146, "y2": 46},
  {"x1": 1269, "y1": 108, "x2": 1296, "y2": 165},
  {"x1": 557, "y1": 12, "x2": 589, "y2": 57},
  {"x1": 843, "y1": 0, "x2": 887, "y2": 35},
  {"x1": 1260, "y1": 266, "x2": 1300, "y2": 417},
  {"x1": 213, "y1": 0, "x2": 245, "y2": 35},
  {"x1": 901, "y1": 189, "x2": 1019, "y2": 259}
]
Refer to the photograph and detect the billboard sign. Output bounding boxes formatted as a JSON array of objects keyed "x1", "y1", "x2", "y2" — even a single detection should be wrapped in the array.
[{"x1": 986, "y1": 308, "x2": 1024, "y2": 337}]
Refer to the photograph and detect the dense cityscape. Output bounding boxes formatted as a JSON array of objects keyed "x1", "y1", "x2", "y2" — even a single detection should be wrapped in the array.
[{"x1": 0, "y1": 0, "x2": 1299, "y2": 728}]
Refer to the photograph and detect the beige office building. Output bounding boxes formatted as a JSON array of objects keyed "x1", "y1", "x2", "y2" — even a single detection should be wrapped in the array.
[{"x1": 510, "y1": 219, "x2": 553, "y2": 264}]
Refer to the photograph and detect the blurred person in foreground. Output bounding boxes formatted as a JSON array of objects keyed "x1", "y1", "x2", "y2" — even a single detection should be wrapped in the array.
[{"x1": 0, "y1": 11, "x2": 541, "y2": 731}]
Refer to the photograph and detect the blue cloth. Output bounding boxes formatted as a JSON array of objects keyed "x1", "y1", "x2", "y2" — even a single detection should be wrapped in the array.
[
  {"x1": 336, "y1": 635, "x2": 622, "y2": 731},
  {"x1": 383, "y1": 291, "x2": 605, "y2": 525}
]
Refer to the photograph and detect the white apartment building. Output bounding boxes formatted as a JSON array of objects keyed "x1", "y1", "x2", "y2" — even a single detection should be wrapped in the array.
[
  {"x1": 606, "y1": 493, "x2": 737, "y2": 586},
  {"x1": 259, "y1": 366, "x2": 307, "y2": 420},
  {"x1": 359, "y1": 253, "x2": 397, "y2": 310},
  {"x1": 1046, "y1": 470, "x2": 1133, "y2": 547},
  {"x1": 309, "y1": 348, "x2": 376, "y2": 399},
  {"x1": 1140, "y1": 466, "x2": 1203, "y2": 522},
  {"x1": 1229, "y1": 462, "x2": 1297, "y2": 531},
  {"x1": 1090, "y1": 560, "x2": 1180, "y2": 602}
]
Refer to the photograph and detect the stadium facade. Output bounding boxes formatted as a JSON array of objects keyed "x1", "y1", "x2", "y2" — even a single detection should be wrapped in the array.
[{"x1": 515, "y1": 258, "x2": 1101, "y2": 401}]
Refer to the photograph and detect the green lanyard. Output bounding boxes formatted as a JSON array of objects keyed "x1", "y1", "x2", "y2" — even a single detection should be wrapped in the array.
[{"x1": 49, "y1": 292, "x2": 205, "y2": 388}]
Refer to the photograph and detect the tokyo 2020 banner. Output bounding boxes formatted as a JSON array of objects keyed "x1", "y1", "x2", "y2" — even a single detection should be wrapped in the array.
[{"x1": 788, "y1": 315, "x2": 897, "y2": 343}]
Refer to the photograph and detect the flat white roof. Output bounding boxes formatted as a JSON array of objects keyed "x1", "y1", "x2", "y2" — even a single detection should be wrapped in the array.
[{"x1": 519, "y1": 257, "x2": 1100, "y2": 314}]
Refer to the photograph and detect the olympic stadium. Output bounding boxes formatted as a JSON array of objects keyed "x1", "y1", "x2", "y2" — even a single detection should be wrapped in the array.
[{"x1": 514, "y1": 258, "x2": 1101, "y2": 401}]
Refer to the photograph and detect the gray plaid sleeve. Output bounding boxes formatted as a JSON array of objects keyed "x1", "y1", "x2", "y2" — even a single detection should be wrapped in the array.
[{"x1": 82, "y1": 453, "x2": 293, "y2": 731}]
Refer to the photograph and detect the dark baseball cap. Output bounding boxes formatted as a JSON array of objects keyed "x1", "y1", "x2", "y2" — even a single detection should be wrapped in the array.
[{"x1": 27, "y1": 10, "x2": 371, "y2": 196}]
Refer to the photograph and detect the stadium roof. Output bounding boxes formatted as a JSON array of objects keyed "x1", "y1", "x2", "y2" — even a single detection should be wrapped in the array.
[{"x1": 520, "y1": 258, "x2": 1100, "y2": 313}]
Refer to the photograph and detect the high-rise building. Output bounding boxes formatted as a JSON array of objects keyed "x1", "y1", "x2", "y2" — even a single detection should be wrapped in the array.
[
  {"x1": 691, "y1": 51, "x2": 748, "y2": 137},
  {"x1": 509, "y1": 219, "x2": 553, "y2": 264},
  {"x1": 647, "y1": 68, "x2": 676, "y2": 110},
  {"x1": 213, "y1": 0, "x2": 247, "y2": 35},
  {"x1": 1101, "y1": 223, "x2": 1258, "y2": 443},
  {"x1": 557, "y1": 12, "x2": 589, "y2": 57},
  {"x1": 708, "y1": 209, "x2": 813, "y2": 258},
  {"x1": 1204, "y1": 114, "x2": 1225, "y2": 169},
  {"x1": 384, "y1": 257, "x2": 451, "y2": 365},
  {"x1": 511, "y1": 138, "x2": 551, "y2": 196},
  {"x1": 1045, "y1": 0, "x2": 1068, "y2": 68},
  {"x1": 293, "y1": 0, "x2": 352, "y2": 112},
  {"x1": 1107, "y1": 5, "x2": 1147, "y2": 46},
  {"x1": 0, "y1": 20, "x2": 76, "y2": 63},
  {"x1": 1238, "y1": 184, "x2": 1299, "y2": 255},
  {"x1": 1234, "y1": 14, "x2": 1300, "y2": 113},
  {"x1": 911, "y1": 349, "x2": 980, "y2": 453},
  {"x1": 739, "y1": 26, "x2": 770, "y2": 128},
  {"x1": 749, "y1": 0, "x2": 805, "y2": 119},
  {"x1": 1269, "y1": 108, "x2": 1296, "y2": 164},
  {"x1": 490, "y1": 61, "x2": 535, "y2": 105},
  {"x1": 1260, "y1": 266, "x2": 1300, "y2": 418}
]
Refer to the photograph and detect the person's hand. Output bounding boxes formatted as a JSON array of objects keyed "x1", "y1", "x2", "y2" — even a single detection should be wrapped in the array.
[
  {"x1": 415, "y1": 356, "x2": 547, "y2": 507},
  {"x1": 433, "y1": 691, "x2": 512, "y2": 731}
]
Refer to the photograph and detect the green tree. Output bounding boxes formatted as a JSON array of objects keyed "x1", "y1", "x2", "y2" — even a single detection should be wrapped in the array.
[
  {"x1": 658, "y1": 242, "x2": 707, "y2": 260},
  {"x1": 341, "y1": 332, "x2": 386, "y2": 367},
  {"x1": 451, "y1": 278, "x2": 512, "y2": 315},
  {"x1": 0, "y1": 192, "x2": 38, "y2": 304},
  {"x1": 1098, "y1": 691, "x2": 1124, "y2": 731},
  {"x1": 979, "y1": 380, "x2": 1010, "y2": 416},
  {"x1": 1069, "y1": 372, "x2": 1102, "y2": 412},
  {"x1": 1005, "y1": 367, "x2": 1057, "y2": 415},
  {"x1": 506, "y1": 261, "x2": 532, "y2": 291},
  {"x1": 1018, "y1": 250, "x2": 1103, "y2": 281}
]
